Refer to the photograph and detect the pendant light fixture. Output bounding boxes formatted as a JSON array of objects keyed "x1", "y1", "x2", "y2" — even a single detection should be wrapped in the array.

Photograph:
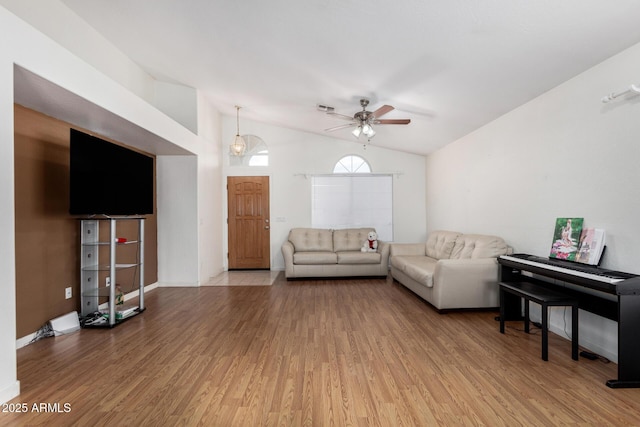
[{"x1": 229, "y1": 105, "x2": 246, "y2": 156}]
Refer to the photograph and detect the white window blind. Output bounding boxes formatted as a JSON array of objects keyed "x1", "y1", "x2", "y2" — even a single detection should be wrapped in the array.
[{"x1": 311, "y1": 175, "x2": 393, "y2": 241}]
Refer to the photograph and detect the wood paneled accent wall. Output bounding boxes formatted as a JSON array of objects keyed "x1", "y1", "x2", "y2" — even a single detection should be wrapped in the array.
[{"x1": 13, "y1": 105, "x2": 158, "y2": 338}]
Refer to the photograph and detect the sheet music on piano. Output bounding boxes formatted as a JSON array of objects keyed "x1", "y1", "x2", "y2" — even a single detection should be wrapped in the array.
[{"x1": 575, "y1": 228, "x2": 606, "y2": 266}]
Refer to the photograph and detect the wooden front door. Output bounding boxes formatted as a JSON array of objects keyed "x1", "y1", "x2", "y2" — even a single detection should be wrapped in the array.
[{"x1": 227, "y1": 176, "x2": 270, "y2": 269}]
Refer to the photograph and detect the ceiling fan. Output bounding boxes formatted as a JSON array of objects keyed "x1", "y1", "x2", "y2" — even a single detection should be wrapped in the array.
[{"x1": 321, "y1": 98, "x2": 410, "y2": 139}]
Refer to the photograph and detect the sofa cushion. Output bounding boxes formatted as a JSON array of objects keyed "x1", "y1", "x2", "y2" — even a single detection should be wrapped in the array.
[
  {"x1": 333, "y1": 228, "x2": 375, "y2": 252},
  {"x1": 337, "y1": 251, "x2": 381, "y2": 265},
  {"x1": 288, "y1": 228, "x2": 334, "y2": 252},
  {"x1": 293, "y1": 251, "x2": 338, "y2": 265},
  {"x1": 390, "y1": 254, "x2": 409, "y2": 270},
  {"x1": 393, "y1": 256, "x2": 438, "y2": 287},
  {"x1": 450, "y1": 234, "x2": 508, "y2": 259},
  {"x1": 425, "y1": 230, "x2": 460, "y2": 260}
]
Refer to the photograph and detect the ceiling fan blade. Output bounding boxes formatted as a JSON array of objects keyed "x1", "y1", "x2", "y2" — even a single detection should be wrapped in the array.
[
  {"x1": 375, "y1": 119, "x2": 411, "y2": 125},
  {"x1": 372, "y1": 104, "x2": 394, "y2": 118},
  {"x1": 327, "y1": 112, "x2": 356, "y2": 121},
  {"x1": 325, "y1": 123, "x2": 356, "y2": 132}
]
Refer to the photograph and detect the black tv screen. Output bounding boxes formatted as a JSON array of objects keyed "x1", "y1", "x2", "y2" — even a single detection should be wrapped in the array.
[{"x1": 69, "y1": 129, "x2": 154, "y2": 215}]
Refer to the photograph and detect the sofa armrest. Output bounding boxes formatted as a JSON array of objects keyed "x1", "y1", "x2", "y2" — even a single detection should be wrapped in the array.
[
  {"x1": 377, "y1": 241, "x2": 390, "y2": 269},
  {"x1": 282, "y1": 240, "x2": 294, "y2": 258},
  {"x1": 389, "y1": 243, "x2": 426, "y2": 257},
  {"x1": 432, "y1": 258, "x2": 500, "y2": 309},
  {"x1": 282, "y1": 241, "x2": 295, "y2": 277}
]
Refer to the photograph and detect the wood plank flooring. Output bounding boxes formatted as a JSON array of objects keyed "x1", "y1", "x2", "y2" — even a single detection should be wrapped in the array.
[{"x1": 3, "y1": 274, "x2": 640, "y2": 426}]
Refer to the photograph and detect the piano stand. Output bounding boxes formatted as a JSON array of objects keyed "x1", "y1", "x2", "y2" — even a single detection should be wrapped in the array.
[
  {"x1": 606, "y1": 379, "x2": 640, "y2": 389},
  {"x1": 499, "y1": 254, "x2": 640, "y2": 388},
  {"x1": 499, "y1": 281, "x2": 579, "y2": 361}
]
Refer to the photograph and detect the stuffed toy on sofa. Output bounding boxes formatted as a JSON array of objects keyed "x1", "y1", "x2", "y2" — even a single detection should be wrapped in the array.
[{"x1": 361, "y1": 231, "x2": 379, "y2": 252}]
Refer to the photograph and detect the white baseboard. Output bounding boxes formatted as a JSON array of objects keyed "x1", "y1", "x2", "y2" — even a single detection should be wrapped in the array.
[
  {"x1": 126, "y1": 281, "x2": 158, "y2": 300},
  {"x1": 16, "y1": 282, "x2": 159, "y2": 349},
  {"x1": 157, "y1": 281, "x2": 199, "y2": 287},
  {"x1": 97, "y1": 282, "x2": 158, "y2": 309},
  {"x1": 529, "y1": 305, "x2": 618, "y2": 364},
  {"x1": 16, "y1": 334, "x2": 36, "y2": 350},
  {"x1": 546, "y1": 322, "x2": 618, "y2": 364},
  {"x1": 0, "y1": 380, "x2": 20, "y2": 404}
]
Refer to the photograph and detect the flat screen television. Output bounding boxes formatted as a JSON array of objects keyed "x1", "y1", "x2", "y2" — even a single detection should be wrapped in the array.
[{"x1": 69, "y1": 129, "x2": 154, "y2": 215}]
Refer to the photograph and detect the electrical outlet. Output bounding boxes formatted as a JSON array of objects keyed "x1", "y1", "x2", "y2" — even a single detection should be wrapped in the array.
[
  {"x1": 65, "y1": 287, "x2": 72, "y2": 299},
  {"x1": 106, "y1": 277, "x2": 111, "y2": 287}
]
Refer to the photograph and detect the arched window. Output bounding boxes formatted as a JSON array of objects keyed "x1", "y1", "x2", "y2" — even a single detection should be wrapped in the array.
[
  {"x1": 333, "y1": 155, "x2": 371, "y2": 173},
  {"x1": 229, "y1": 135, "x2": 268, "y2": 166}
]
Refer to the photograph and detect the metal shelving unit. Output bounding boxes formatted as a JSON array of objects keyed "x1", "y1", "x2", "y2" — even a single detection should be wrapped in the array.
[{"x1": 80, "y1": 217, "x2": 145, "y2": 327}]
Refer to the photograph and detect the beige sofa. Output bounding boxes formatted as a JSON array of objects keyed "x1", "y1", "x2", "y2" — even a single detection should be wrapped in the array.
[
  {"x1": 282, "y1": 228, "x2": 389, "y2": 279},
  {"x1": 390, "y1": 230, "x2": 509, "y2": 311}
]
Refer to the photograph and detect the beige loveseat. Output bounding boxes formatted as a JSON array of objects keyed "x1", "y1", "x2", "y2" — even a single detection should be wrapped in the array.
[
  {"x1": 390, "y1": 230, "x2": 509, "y2": 311},
  {"x1": 282, "y1": 228, "x2": 389, "y2": 279}
]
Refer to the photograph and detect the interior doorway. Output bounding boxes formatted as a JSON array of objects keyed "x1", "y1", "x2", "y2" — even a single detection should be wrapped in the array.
[{"x1": 227, "y1": 176, "x2": 270, "y2": 269}]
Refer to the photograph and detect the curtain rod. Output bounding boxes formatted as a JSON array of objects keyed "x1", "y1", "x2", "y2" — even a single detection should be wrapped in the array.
[
  {"x1": 601, "y1": 84, "x2": 640, "y2": 103},
  {"x1": 294, "y1": 172, "x2": 404, "y2": 179}
]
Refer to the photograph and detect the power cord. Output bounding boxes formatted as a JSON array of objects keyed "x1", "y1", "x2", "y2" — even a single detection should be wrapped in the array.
[
  {"x1": 29, "y1": 323, "x2": 54, "y2": 344},
  {"x1": 580, "y1": 350, "x2": 610, "y2": 363},
  {"x1": 80, "y1": 311, "x2": 107, "y2": 327},
  {"x1": 496, "y1": 312, "x2": 611, "y2": 364}
]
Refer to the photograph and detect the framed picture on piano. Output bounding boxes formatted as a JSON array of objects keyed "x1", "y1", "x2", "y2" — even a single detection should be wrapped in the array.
[{"x1": 549, "y1": 217, "x2": 583, "y2": 261}]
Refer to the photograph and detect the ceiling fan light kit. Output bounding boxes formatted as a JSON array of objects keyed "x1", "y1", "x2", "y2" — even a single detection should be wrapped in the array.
[
  {"x1": 229, "y1": 105, "x2": 247, "y2": 156},
  {"x1": 324, "y1": 98, "x2": 410, "y2": 142},
  {"x1": 352, "y1": 123, "x2": 375, "y2": 138}
]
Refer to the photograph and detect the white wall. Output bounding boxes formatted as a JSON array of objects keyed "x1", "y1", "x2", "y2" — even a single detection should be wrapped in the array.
[
  {"x1": 156, "y1": 155, "x2": 200, "y2": 286},
  {"x1": 0, "y1": 0, "x2": 155, "y2": 102},
  {"x1": 197, "y1": 94, "x2": 224, "y2": 283},
  {"x1": 221, "y1": 117, "x2": 427, "y2": 271},
  {"x1": 0, "y1": 48, "x2": 19, "y2": 405},
  {"x1": 0, "y1": 5, "x2": 223, "y2": 402},
  {"x1": 426, "y1": 41, "x2": 640, "y2": 362},
  {"x1": 154, "y1": 81, "x2": 198, "y2": 133}
]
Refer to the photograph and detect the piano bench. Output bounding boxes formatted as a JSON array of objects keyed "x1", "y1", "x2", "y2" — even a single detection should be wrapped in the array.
[{"x1": 499, "y1": 281, "x2": 578, "y2": 362}]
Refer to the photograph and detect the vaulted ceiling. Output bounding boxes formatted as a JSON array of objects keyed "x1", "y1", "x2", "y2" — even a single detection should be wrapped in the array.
[{"x1": 60, "y1": 0, "x2": 640, "y2": 155}]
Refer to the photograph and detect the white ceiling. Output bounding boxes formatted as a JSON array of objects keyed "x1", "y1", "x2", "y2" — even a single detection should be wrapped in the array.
[{"x1": 59, "y1": 0, "x2": 640, "y2": 155}]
